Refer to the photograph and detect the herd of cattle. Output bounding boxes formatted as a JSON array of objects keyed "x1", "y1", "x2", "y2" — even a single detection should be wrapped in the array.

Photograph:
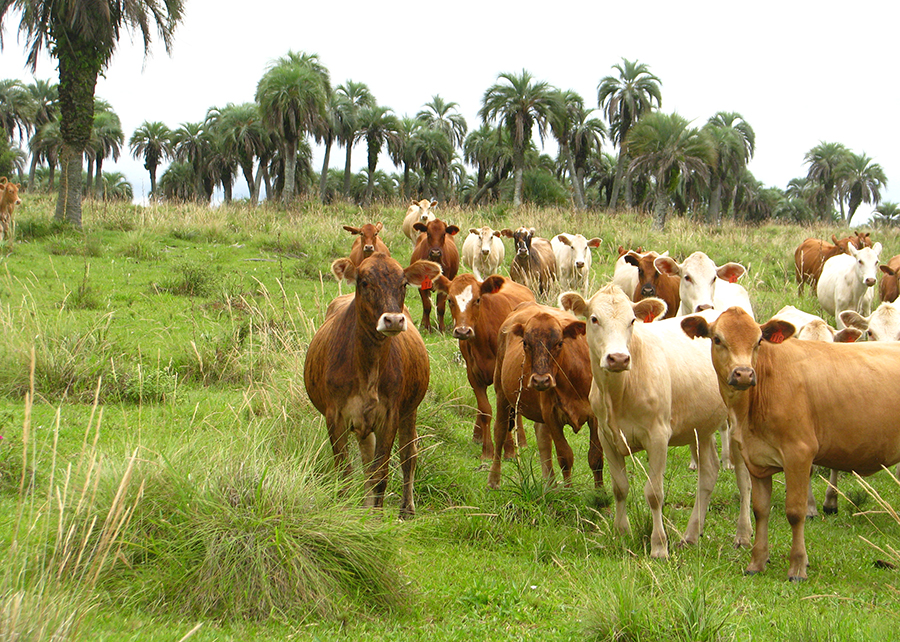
[{"x1": 303, "y1": 199, "x2": 900, "y2": 582}]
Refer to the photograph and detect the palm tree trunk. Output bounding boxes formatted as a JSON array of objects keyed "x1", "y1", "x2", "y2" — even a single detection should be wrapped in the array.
[
  {"x1": 148, "y1": 164, "x2": 158, "y2": 200},
  {"x1": 319, "y1": 135, "x2": 332, "y2": 202},
  {"x1": 708, "y1": 178, "x2": 722, "y2": 225},
  {"x1": 343, "y1": 144, "x2": 353, "y2": 197},
  {"x1": 563, "y1": 144, "x2": 584, "y2": 210},
  {"x1": 609, "y1": 149, "x2": 627, "y2": 210},
  {"x1": 27, "y1": 155, "x2": 39, "y2": 191},
  {"x1": 253, "y1": 163, "x2": 265, "y2": 204},
  {"x1": 283, "y1": 140, "x2": 297, "y2": 204},
  {"x1": 95, "y1": 157, "x2": 104, "y2": 199},
  {"x1": 85, "y1": 157, "x2": 94, "y2": 195},
  {"x1": 651, "y1": 178, "x2": 667, "y2": 231},
  {"x1": 241, "y1": 161, "x2": 256, "y2": 206},
  {"x1": 55, "y1": 143, "x2": 84, "y2": 227},
  {"x1": 512, "y1": 141, "x2": 526, "y2": 208}
]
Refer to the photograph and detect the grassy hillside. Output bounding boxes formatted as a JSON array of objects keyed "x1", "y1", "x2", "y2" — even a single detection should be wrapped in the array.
[{"x1": 1, "y1": 195, "x2": 899, "y2": 641}]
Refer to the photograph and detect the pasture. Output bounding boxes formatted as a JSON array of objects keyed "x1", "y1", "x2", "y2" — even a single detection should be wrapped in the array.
[{"x1": 1, "y1": 194, "x2": 900, "y2": 640}]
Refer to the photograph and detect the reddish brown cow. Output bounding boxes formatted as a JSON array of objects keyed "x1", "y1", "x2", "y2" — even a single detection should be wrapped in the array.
[
  {"x1": 488, "y1": 302, "x2": 603, "y2": 490},
  {"x1": 794, "y1": 232, "x2": 873, "y2": 293},
  {"x1": 433, "y1": 273, "x2": 534, "y2": 458},
  {"x1": 682, "y1": 307, "x2": 900, "y2": 580},
  {"x1": 410, "y1": 218, "x2": 460, "y2": 332},
  {"x1": 625, "y1": 250, "x2": 680, "y2": 319},
  {"x1": 0, "y1": 177, "x2": 22, "y2": 242},
  {"x1": 501, "y1": 227, "x2": 557, "y2": 297},
  {"x1": 879, "y1": 254, "x2": 900, "y2": 303},
  {"x1": 344, "y1": 222, "x2": 390, "y2": 266},
  {"x1": 304, "y1": 253, "x2": 441, "y2": 516}
]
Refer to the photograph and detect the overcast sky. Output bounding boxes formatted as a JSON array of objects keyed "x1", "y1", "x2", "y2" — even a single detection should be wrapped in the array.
[{"x1": 1, "y1": 0, "x2": 897, "y2": 222}]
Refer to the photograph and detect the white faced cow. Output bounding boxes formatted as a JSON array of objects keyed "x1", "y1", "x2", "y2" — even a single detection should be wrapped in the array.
[
  {"x1": 401, "y1": 199, "x2": 437, "y2": 241},
  {"x1": 462, "y1": 226, "x2": 505, "y2": 280},
  {"x1": 655, "y1": 251, "x2": 753, "y2": 317},
  {"x1": 551, "y1": 233, "x2": 601, "y2": 294},
  {"x1": 817, "y1": 242, "x2": 883, "y2": 329},
  {"x1": 840, "y1": 300, "x2": 900, "y2": 342}
]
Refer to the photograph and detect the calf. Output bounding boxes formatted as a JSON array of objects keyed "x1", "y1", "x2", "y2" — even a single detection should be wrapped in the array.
[
  {"x1": 401, "y1": 198, "x2": 437, "y2": 241},
  {"x1": 0, "y1": 177, "x2": 22, "y2": 242},
  {"x1": 501, "y1": 227, "x2": 557, "y2": 296},
  {"x1": 410, "y1": 218, "x2": 460, "y2": 332},
  {"x1": 433, "y1": 273, "x2": 533, "y2": 458},
  {"x1": 878, "y1": 254, "x2": 900, "y2": 303},
  {"x1": 551, "y1": 233, "x2": 601, "y2": 294},
  {"x1": 625, "y1": 250, "x2": 680, "y2": 319},
  {"x1": 304, "y1": 253, "x2": 441, "y2": 516},
  {"x1": 817, "y1": 242, "x2": 883, "y2": 328},
  {"x1": 841, "y1": 301, "x2": 900, "y2": 342},
  {"x1": 344, "y1": 222, "x2": 390, "y2": 266},
  {"x1": 794, "y1": 233, "x2": 871, "y2": 293},
  {"x1": 655, "y1": 251, "x2": 753, "y2": 317},
  {"x1": 488, "y1": 302, "x2": 603, "y2": 490},
  {"x1": 681, "y1": 307, "x2": 900, "y2": 580},
  {"x1": 562, "y1": 286, "x2": 750, "y2": 558},
  {"x1": 611, "y1": 246, "x2": 651, "y2": 301},
  {"x1": 462, "y1": 226, "x2": 505, "y2": 280}
]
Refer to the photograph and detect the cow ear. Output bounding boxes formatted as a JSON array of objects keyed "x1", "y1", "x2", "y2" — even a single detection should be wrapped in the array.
[
  {"x1": 559, "y1": 292, "x2": 588, "y2": 318},
  {"x1": 430, "y1": 200, "x2": 438, "y2": 208},
  {"x1": 655, "y1": 256, "x2": 680, "y2": 277},
  {"x1": 760, "y1": 320, "x2": 795, "y2": 343},
  {"x1": 469, "y1": 227, "x2": 478, "y2": 235},
  {"x1": 832, "y1": 233, "x2": 840, "y2": 245},
  {"x1": 681, "y1": 315, "x2": 710, "y2": 340},
  {"x1": 557, "y1": 234, "x2": 572, "y2": 246},
  {"x1": 834, "y1": 328, "x2": 862, "y2": 343},
  {"x1": 343, "y1": 225, "x2": 360, "y2": 235},
  {"x1": 432, "y1": 275, "x2": 451, "y2": 294},
  {"x1": 873, "y1": 242, "x2": 883, "y2": 257},
  {"x1": 880, "y1": 264, "x2": 897, "y2": 277},
  {"x1": 624, "y1": 253, "x2": 640, "y2": 268},
  {"x1": 633, "y1": 298, "x2": 666, "y2": 323},
  {"x1": 405, "y1": 260, "x2": 442, "y2": 287},
  {"x1": 717, "y1": 262, "x2": 746, "y2": 283},
  {"x1": 587, "y1": 238, "x2": 602, "y2": 248},
  {"x1": 500, "y1": 229, "x2": 513, "y2": 238},
  {"x1": 446, "y1": 225, "x2": 459, "y2": 236},
  {"x1": 332, "y1": 258, "x2": 357, "y2": 283},
  {"x1": 413, "y1": 222, "x2": 428, "y2": 233},
  {"x1": 563, "y1": 319, "x2": 586, "y2": 340},
  {"x1": 374, "y1": 222, "x2": 383, "y2": 233},
  {"x1": 509, "y1": 322, "x2": 525, "y2": 338},
  {"x1": 492, "y1": 230, "x2": 501, "y2": 238},
  {"x1": 839, "y1": 310, "x2": 869, "y2": 331},
  {"x1": 617, "y1": 245, "x2": 627, "y2": 257},
  {"x1": 481, "y1": 275, "x2": 504, "y2": 295}
]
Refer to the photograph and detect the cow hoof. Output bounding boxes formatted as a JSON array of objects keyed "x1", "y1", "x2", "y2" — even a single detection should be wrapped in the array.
[
  {"x1": 733, "y1": 538, "x2": 751, "y2": 549},
  {"x1": 743, "y1": 569, "x2": 760, "y2": 576},
  {"x1": 788, "y1": 575, "x2": 806, "y2": 582},
  {"x1": 823, "y1": 506, "x2": 838, "y2": 515}
]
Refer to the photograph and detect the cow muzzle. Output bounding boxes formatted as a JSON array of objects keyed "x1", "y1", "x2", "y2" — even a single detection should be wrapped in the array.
[
  {"x1": 728, "y1": 366, "x2": 756, "y2": 390},
  {"x1": 481, "y1": 248, "x2": 491, "y2": 256},
  {"x1": 452, "y1": 325, "x2": 474, "y2": 340},
  {"x1": 695, "y1": 304, "x2": 713, "y2": 312},
  {"x1": 363, "y1": 244, "x2": 375, "y2": 256},
  {"x1": 640, "y1": 284, "x2": 656, "y2": 298},
  {"x1": 428, "y1": 249, "x2": 442, "y2": 261},
  {"x1": 865, "y1": 278, "x2": 876, "y2": 287},
  {"x1": 516, "y1": 246, "x2": 529, "y2": 256},
  {"x1": 529, "y1": 373, "x2": 556, "y2": 391},
  {"x1": 376, "y1": 313, "x2": 407, "y2": 335},
  {"x1": 605, "y1": 353, "x2": 631, "y2": 372},
  {"x1": 575, "y1": 261, "x2": 585, "y2": 270}
]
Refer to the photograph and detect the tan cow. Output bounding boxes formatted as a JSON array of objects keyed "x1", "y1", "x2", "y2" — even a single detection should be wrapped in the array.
[
  {"x1": 625, "y1": 250, "x2": 680, "y2": 319},
  {"x1": 0, "y1": 177, "x2": 22, "y2": 242},
  {"x1": 501, "y1": 227, "x2": 557, "y2": 297},
  {"x1": 878, "y1": 254, "x2": 900, "y2": 303},
  {"x1": 793, "y1": 233, "x2": 872, "y2": 293},
  {"x1": 401, "y1": 199, "x2": 437, "y2": 241},
  {"x1": 461, "y1": 226, "x2": 505, "y2": 280},
  {"x1": 410, "y1": 219, "x2": 460, "y2": 332},
  {"x1": 304, "y1": 253, "x2": 441, "y2": 516},
  {"x1": 681, "y1": 307, "x2": 900, "y2": 580},
  {"x1": 343, "y1": 222, "x2": 390, "y2": 266}
]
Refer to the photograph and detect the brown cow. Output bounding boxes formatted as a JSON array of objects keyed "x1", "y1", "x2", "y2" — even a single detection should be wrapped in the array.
[
  {"x1": 0, "y1": 177, "x2": 22, "y2": 242},
  {"x1": 433, "y1": 273, "x2": 534, "y2": 458},
  {"x1": 410, "y1": 218, "x2": 459, "y2": 332},
  {"x1": 625, "y1": 250, "x2": 680, "y2": 319},
  {"x1": 500, "y1": 227, "x2": 557, "y2": 297},
  {"x1": 304, "y1": 253, "x2": 441, "y2": 517},
  {"x1": 344, "y1": 222, "x2": 390, "y2": 266},
  {"x1": 879, "y1": 254, "x2": 900, "y2": 303},
  {"x1": 681, "y1": 307, "x2": 900, "y2": 580},
  {"x1": 488, "y1": 302, "x2": 603, "y2": 490},
  {"x1": 794, "y1": 232, "x2": 873, "y2": 293}
]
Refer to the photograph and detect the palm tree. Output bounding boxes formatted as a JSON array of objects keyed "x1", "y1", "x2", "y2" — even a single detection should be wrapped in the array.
[
  {"x1": 334, "y1": 80, "x2": 375, "y2": 197},
  {"x1": 99, "y1": 170, "x2": 132, "y2": 201},
  {"x1": 417, "y1": 95, "x2": 467, "y2": 149},
  {"x1": 86, "y1": 99, "x2": 123, "y2": 198},
  {"x1": 129, "y1": 121, "x2": 172, "y2": 200},
  {"x1": 480, "y1": 70, "x2": 556, "y2": 207},
  {"x1": 0, "y1": 78, "x2": 34, "y2": 144},
  {"x1": 804, "y1": 141, "x2": 852, "y2": 221},
  {"x1": 836, "y1": 152, "x2": 886, "y2": 224},
  {"x1": 24, "y1": 78, "x2": 57, "y2": 188},
  {"x1": 569, "y1": 107, "x2": 606, "y2": 208},
  {"x1": 171, "y1": 122, "x2": 210, "y2": 201},
  {"x1": 597, "y1": 58, "x2": 662, "y2": 209},
  {"x1": 626, "y1": 111, "x2": 715, "y2": 230},
  {"x1": 464, "y1": 124, "x2": 516, "y2": 206},
  {"x1": 411, "y1": 127, "x2": 454, "y2": 202},
  {"x1": 702, "y1": 112, "x2": 755, "y2": 223},
  {"x1": 1, "y1": 0, "x2": 185, "y2": 227},
  {"x1": 255, "y1": 51, "x2": 330, "y2": 204},
  {"x1": 872, "y1": 201, "x2": 900, "y2": 227},
  {"x1": 29, "y1": 117, "x2": 61, "y2": 189},
  {"x1": 356, "y1": 104, "x2": 400, "y2": 205},
  {"x1": 213, "y1": 103, "x2": 268, "y2": 205},
  {"x1": 204, "y1": 107, "x2": 239, "y2": 203},
  {"x1": 547, "y1": 89, "x2": 586, "y2": 209},
  {"x1": 388, "y1": 115, "x2": 421, "y2": 200}
]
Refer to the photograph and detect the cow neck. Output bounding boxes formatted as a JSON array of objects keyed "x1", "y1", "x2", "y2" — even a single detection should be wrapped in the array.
[{"x1": 347, "y1": 297, "x2": 395, "y2": 373}]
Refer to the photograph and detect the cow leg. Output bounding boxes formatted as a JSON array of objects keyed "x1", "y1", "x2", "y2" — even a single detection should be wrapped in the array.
[
  {"x1": 719, "y1": 424, "x2": 733, "y2": 470},
  {"x1": 515, "y1": 413, "x2": 527, "y2": 448},
  {"x1": 396, "y1": 413, "x2": 418, "y2": 518},
  {"x1": 785, "y1": 461, "x2": 812, "y2": 581},
  {"x1": 682, "y1": 434, "x2": 720, "y2": 546},
  {"x1": 358, "y1": 431, "x2": 375, "y2": 472},
  {"x1": 545, "y1": 421, "x2": 574, "y2": 486},
  {"x1": 600, "y1": 431, "x2": 631, "y2": 539},
  {"x1": 418, "y1": 288, "x2": 432, "y2": 332},
  {"x1": 435, "y1": 292, "x2": 448, "y2": 333},
  {"x1": 365, "y1": 431, "x2": 395, "y2": 511},
  {"x1": 806, "y1": 470, "x2": 819, "y2": 519},
  {"x1": 534, "y1": 422, "x2": 556, "y2": 485},
  {"x1": 468, "y1": 372, "x2": 491, "y2": 449},
  {"x1": 822, "y1": 468, "x2": 839, "y2": 514},
  {"x1": 587, "y1": 417, "x2": 604, "y2": 489},
  {"x1": 688, "y1": 443, "x2": 699, "y2": 471},
  {"x1": 326, "y1": 412, "x2": 353, "y2": 480},
  {"x1": 487, "y1": 392, "x2": 515, "y2": 488},
  {"x1": 644, "y1": 435, "x2": 670, "y2": 558},
  {"x1": 731, "y1": 438, "x2": 753, "y2": 548},
  {"x1": 747, "y1": 475, "x2": 773, "y2": 575}
]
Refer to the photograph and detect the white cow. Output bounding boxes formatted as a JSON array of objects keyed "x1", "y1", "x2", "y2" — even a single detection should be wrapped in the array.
[
  {"x1": 817, "y1": 242, "x2": 883, "y2": 329},
  {"x1": 551, "y1": 233, "x2": 602, "y2": 294},
  {"x1": 611, "y1": 248, "x2": 665, "y2": 302},
  {"x1": 401, "y1": 199, "x2": 437, "y2": 241},
  {"x1": 560, "y1": 285, "x2": 752, "y2": 557},
  {"x1": 655, "y1": 251, "x2": 753, "y2": 317},
  {"x1": 840, "y1": 300, "x2": 900, "y2": 342},
  {"x1": 462, "y1": 226, "x2": 505, "y2": 280}
]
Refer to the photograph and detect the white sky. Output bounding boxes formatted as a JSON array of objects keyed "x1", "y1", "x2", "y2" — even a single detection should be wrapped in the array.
[{"x1": 1, "y1": 0, "x2": 897, "y2": 223}]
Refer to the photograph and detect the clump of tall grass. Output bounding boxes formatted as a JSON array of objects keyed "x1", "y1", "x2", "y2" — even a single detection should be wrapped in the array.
[
  {"x1": 154, "y1": 259, "x2": 219, "y2": 297},
  {"x1": 119, "y1": 229, "x2": 161, "y2": 260}
]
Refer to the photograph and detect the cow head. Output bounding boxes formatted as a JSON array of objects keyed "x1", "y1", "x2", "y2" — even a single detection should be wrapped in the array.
[
  {"x1": 681, "y1": 307, "x2": 795, "y2": 392},
  {"x1": 509, "y1": 310, "x2": 585, "y2": 391},
  {"x1": 502, "y1": 227, "x2": 535, "y2": 257},
  {"x1": 1, "y1": 179, "x2": 22, "y2": 208},
  {"x1": 841, "y1": 301, "x2": 900, "y2": 342},
  {"x1": 656, "y1": 251, "x2": 746, "y2": 314},
  {"x1": 847, "y1": 242, "x2": 882, "y2": 288},
  {"x1": 625, "y1": 250, "x2": 668, "y2": 300},
  {"x1": 560, "y1": 284, "x2": 666, "y2": 374},
  {"x1": 413, "y1": 218, "x2": 459, "y2": 263},
  {"x1": 556, "y1": 233, "x2": 601, "y2": 273},
  {"x1": 332, "y1": 253, "x2": 441, "y2": 336},
  {"x1": 470, "y1": 226, "x2": 500, "y2": 257},
  {"x1": 343, "y1": 222, "x2": 384, "y2": 258},
  {"x1": 407, "y1": 198, "x2": 437, "y2": 225}
]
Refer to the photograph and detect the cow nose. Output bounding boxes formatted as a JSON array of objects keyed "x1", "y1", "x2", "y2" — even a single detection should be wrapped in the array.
[
  {"x1": 452, "y1": 325, "x2": 474, "y2": 340},
  {"x1": 377, "y1": 313, "x2": 407, "y2": 335},
  {"x1": 482, "y1": 249, "x2": 490, "y2": 256},
  {"x1": 605, "y1": 353, "x2": 630, "y2": 371},
  {"x1": 517, "y1": 247, "x2": 528, "y2": 256},
  {"x1": 363, "y1": 244, "x2": 375, "y2": 254},
  {"x1": 728, "y1": 367, "x2": 756, "y2": 390},
  {"x1": 575, "y1": 261, "x2": 585, "y2": 269},
  {"x1": 429, "y1": 249, "x2": 442, "y2": 261},
  {"x1": 529, "y1": 373, "x2": 555, "y2": 391},
  {"x1": 641, "y1": 284, "x2": 656, "y2": 297},
  {"x1": 865, "y1": 278, "x2": 876, "y2": 287},
  {"x1": 695, "y1": 304, "x2": 713, "y2": 312}
]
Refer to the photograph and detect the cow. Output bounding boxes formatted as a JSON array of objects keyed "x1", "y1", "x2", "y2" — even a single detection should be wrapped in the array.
[
  {"x1": 410, "y1": 218, "x2": 460, "y2": 333},
  {"x1": 462, "y1": 226, "x2": 505, "y2": 280},
  {"x1": 0, "y1": 177, "x2": 22, "y2": 242},
  {"x1": 817, "y1": 242, "x2": 883, "y2": 329},
  {"x1": 561, "y1": 285, "x2": 751, "y2": 558},
  {"x1": 879, "y1": 254, "x2": 900, "y2": 303},
  {"x1": 500, "y1": 227, "x2": 557, "y2": 296},
  {"x1": 433, "y1": 273, "x2": 534, "y2": 458},
  {"x1": 841, "y1": 301, "x2": 900, "y2": 342},
  {"x1": 611, "y1": 246, "x2": 652, "y2": 302},
  {"x1": 625, "y1": 250, "x2": 680, "y2": 319},
  {"x1": 655, "y1": 251, "x2": 753, "y2": 317},
  {"x1": 303, "y1": 253, "x2": 442, "y2": 517},
  {"x1": 681, "y1": 306, "x2": 900, "y2": 580},
  {"x1": 401, "y1": 199, "x2": 437, "y2": 241},
  {"x1": 794, "y1": 233, "x2": 872, "y2": 293},
  {"x1": 344, "y1": 222, "x2": 390, "y2": 266},
  {"x1": 551, "y1": 233, "x2": 602, "y2": 294},
  {"x1": 488, "y1": 302, "x2": 603, "y2": 491}
]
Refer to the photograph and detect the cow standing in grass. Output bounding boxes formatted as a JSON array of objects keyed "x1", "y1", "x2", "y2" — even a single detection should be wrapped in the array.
[{"x1": 344, "y1": 222, "x2": 390, "y2": 266}]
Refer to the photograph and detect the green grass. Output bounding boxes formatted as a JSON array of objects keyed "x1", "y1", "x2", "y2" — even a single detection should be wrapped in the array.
[{"x1": 1, "y1": 193, "x2": 899, "y2": 640}]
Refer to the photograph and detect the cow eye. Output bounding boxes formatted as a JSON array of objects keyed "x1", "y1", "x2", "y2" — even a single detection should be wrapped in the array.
[
  {"x1": 685, "y1": 275, "x2": 693, "y2": 284},
  {"x1": 630, "y1": 318, "x2": 636, "y2": 326},
  {"x1": 713, "y1": 336, "x2": 721, "y2": 345},
  {"x1": 590, "y1": 315, "x2": 599, "y2": 325},
  {"x1": 474, "y1": 297, "x2": 481, "y2": 305},
  {"x1": 868, "y1": 330, "x2": 874, "y2": 338}
]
